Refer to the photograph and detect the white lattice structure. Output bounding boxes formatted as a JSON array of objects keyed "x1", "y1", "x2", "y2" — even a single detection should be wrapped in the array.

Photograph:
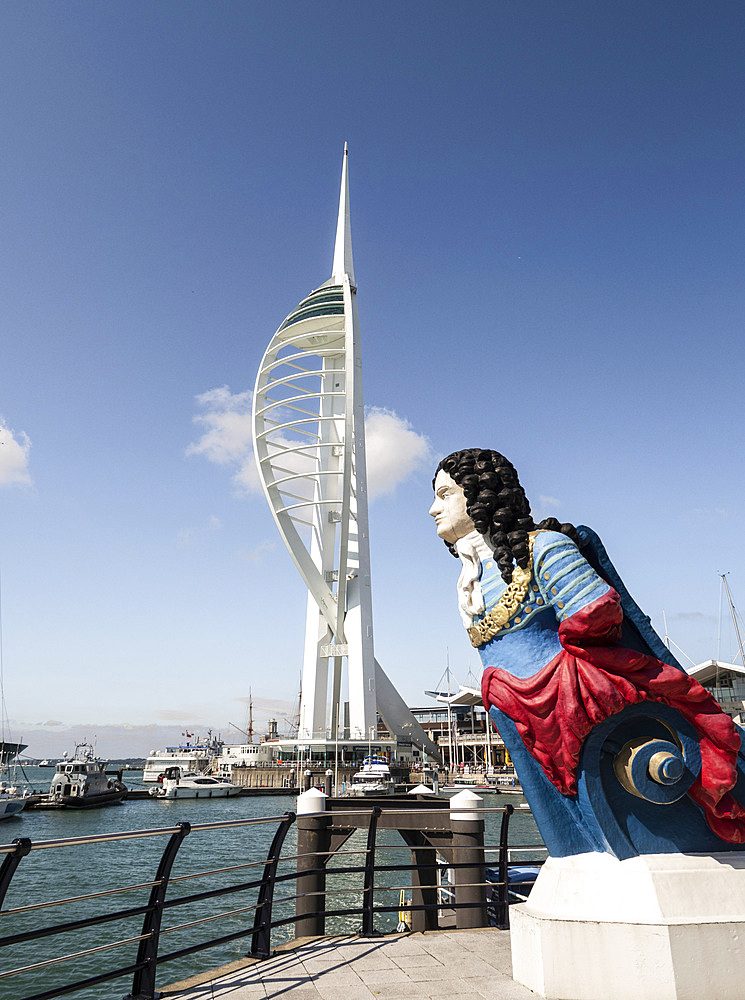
[{"x1": 252, "y1": 148, "x2": 438, "y2": 758}]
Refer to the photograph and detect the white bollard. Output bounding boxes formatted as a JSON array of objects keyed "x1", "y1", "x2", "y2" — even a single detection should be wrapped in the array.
[
  {"x1": 449, "y1": 788, "x2": 483, "y2": 820},
  {"x1": 296, "y1": 787, "x2": 327, "y2": 815}
]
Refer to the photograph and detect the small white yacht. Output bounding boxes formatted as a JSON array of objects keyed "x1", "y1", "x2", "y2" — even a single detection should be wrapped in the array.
[
  {"x1": 148, "y1": 766, "x2": 242, "y2": 799},
  {"x1": 49, "y1": 742, "x2": 127, "y2": 808},
  {"x1": 346, "y1": 755, "x2": 397, "y2": 796}
]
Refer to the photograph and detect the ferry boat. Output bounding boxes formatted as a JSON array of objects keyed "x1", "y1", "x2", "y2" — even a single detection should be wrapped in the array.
[
  {"x1": 142, "y1": 732, "x2": 222, "y2": 783},
  {"x1": 148, "y1": 766, "x2": 242, "y2": 799},
  {"x1": 345, "y1": 755, "x2": 396, "y2": 796},
  {"x1": 48, "y1": 743, "x2": 127, "y2": 808}
]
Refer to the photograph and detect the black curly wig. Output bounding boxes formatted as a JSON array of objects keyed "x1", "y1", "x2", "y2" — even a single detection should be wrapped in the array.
[{"x1": 433, "y1": 448, "x2": 579, "y2": 584}]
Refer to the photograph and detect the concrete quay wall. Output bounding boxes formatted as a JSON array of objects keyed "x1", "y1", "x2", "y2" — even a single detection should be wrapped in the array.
[{"x1": 230, "y1": 764, "x2": 412, "y2": 789}]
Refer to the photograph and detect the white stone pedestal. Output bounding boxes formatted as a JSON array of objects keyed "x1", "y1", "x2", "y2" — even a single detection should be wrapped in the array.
[{"x1": 510, "y1": 851, "x2": 745, "y2": 1000}]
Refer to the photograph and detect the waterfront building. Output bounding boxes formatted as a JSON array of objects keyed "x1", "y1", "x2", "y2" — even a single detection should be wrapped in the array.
[
  {"x1": 252, "y1": 147, "x2": 438, "y2": 765},
  {"x1": 142, "y1": 734, "x2": 222, "y2": 783},
  {"x1": 687, "y1": 659, "x2": 745, "y2": 723},
  {"x1": 213, "y1": 741, "x2": 274, "y2": 780},
  {"x1": 410, "y1": 703, "x2": 508, "y2": 771}
]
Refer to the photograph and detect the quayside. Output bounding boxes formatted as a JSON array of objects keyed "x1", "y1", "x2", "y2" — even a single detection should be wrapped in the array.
[{"x1": 0, "y1": 790, "x2": 544, "y2": 1000}]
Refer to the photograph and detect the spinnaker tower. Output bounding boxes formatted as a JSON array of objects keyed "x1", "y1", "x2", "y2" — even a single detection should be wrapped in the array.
[{"x1": 252, "y1": 146, "x2": 438, "y2": 761}]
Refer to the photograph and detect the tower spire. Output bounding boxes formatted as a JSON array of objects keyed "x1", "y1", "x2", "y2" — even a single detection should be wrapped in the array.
[{"x1": 331, "y1": 143, "x2": 355, "y2": 284}]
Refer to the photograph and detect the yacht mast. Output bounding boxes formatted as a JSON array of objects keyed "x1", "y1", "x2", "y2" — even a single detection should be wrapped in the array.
[{"x1": 722, "y1": 574, "x2": 745, "y2": 668}]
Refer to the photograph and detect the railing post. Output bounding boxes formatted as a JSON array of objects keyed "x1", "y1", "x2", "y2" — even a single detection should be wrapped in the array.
[
  {"x1": 0, "y1": 837, "x2": 32, "y2": 910},
  {"x1": 295, "y1": 788, "x2": 330, "y2": 940},
  {"x1": 450, "y1": 790, "x2": 488, "y2": 929},
  {"x1": 495, "y1": 803, "x2": 514, "y2": 929},
  {"x1": 250, "y1": 810, "x2": 296, "y2": 959},
  {"x1": 125, "y1": 822, "x2": 191, "y2": 1000},
  {"x1": 361, "y1": 805, "x2": 382, "y2": 936},
  {"x1": 408, "y1": 838, "x2": 439, "y2": 931}
]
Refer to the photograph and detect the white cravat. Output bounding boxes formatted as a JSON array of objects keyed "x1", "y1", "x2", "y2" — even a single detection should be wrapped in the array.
[{"x1": 454, "y1": 530, "x2": 494, "y2": 628}]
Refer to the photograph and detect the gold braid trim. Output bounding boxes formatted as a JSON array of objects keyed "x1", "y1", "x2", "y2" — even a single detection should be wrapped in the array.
[{"x1": 467, "y1": 533, "x2": 536, "y2": 648}]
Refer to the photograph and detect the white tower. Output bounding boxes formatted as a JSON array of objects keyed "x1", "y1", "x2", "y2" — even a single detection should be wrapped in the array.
[{"x1": 253, "y1": 147, "x2": 439, "y2": 758}]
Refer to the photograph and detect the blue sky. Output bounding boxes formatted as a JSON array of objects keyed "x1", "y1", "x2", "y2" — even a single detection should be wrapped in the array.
[{"x1": 1, "y1": 2, "x2": 744, "y2": 757}]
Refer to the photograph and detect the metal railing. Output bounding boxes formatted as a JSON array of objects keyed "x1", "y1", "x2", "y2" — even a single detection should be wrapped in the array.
[{"x1": 0, "y1": 802, "x2": 545, "y2": 1000}]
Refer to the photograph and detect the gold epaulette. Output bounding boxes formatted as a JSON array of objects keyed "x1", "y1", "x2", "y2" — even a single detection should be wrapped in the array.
[{"x1": 467, "y1": 534, "x2": 535, "y2": 648}]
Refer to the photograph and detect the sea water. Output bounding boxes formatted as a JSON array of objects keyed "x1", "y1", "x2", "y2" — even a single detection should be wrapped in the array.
[{"x1": 2, "y1": 768, "x2": 542, "y2": 1000}]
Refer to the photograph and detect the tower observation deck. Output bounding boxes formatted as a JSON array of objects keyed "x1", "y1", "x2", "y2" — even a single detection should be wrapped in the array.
[{"x1": 252, "y1": 147, "x2": 439, "y2": 761}]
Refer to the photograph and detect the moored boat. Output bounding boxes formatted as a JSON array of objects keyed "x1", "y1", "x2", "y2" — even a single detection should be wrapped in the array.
[
  {"x1": 148, "y1": 766, "x2": 242, "y2": 799},
  {"x1": 0, "y1": 779, "x2": 28, "y2": 820},
  {"x1": 441, "y1": 774, "x2": 502, "y2": 792},
  {"x1": 344, "y1": 755, "x2": 396, "y2": 796},
  {"x1": 48, "y1": 743, "x2": 127, "y2": 808}
]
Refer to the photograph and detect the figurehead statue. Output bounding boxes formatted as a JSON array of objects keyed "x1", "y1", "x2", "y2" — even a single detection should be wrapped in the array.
[{"x1": 431, "y1": 448, "x2": 745, "y2": 859}]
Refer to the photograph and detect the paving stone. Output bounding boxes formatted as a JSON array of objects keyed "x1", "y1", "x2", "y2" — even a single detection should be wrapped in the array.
[
  {"x1": 467, "y1": 972, "x2": 539, "y2": 999},
  {"x1": 366, "y1": 984, "x2": 432, "y2": 999},
  {"x1": 313, "y1": 984, "x2": 376, "y2": 1000},
  {"x1": 259, "y1": 960, "x2": 309, "y2": 976},
  {"x1": 308, "y1": 968, "x2": 367, "y2": 986},
  {"x1": 338, "y1": 953, "x2": 398, "y2": 971},
  {"x1": 438, "y1": 957, "x2": 499, "y2": 978},
  {"x1": 208, "y1": 988, "x2": 267, "y2": 999},
  {"x1": 302, "y1": 957, "x2": 351, "y2": 972},
  {"x1": 263, "y1": 988, "x2": 319, "y2": 1000},
  {"x1": 404, "y1": 964, "x2": 460, "y2": 982},
  {"x1": 375, "y1": 941, "x2": 431, "y2": 956},
  {"x1": 423, "y1": 978, "x2": 488, "y2": 995},
  {"x1": 332, "y1": 941, "x2": 392, "y2": 959},
  {"x1": 356, "y1": 966, "x2": 411, "y2": 986},
  {"x1": 389, "y1": 954, "x2": 444, "y2": 969}
]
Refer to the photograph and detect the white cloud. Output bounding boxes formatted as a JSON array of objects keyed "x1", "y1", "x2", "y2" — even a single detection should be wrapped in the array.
[
  {"x1": 188, "y1": 389, "x2": 432, "y2": 502},
  {"x1": 186, "y1": 386, "x2": 256, "y2": 494},
  {"x1": 364, "y1": 407, "x2": 433, "y2": 500},
  {"x1": 0, "y1": 419, "x2": 32, "y2": 487},
  {"x1": 538, "y1": 495, "x2": 561, "y2": 509},
  {"x1": 240, "y1": 540, "x2": 276, "y2": 563},
  {"x1": 176, "y1": 528, "x2": 195, "y2": 547},
  {"x1": 177, "y1": 516, "x2": 223, "y2": 548}
]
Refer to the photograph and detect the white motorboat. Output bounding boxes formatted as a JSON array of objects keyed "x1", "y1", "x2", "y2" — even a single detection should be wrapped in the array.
[
  {"x1": 345, "y1": 755, "x2": 396, "y2": 796},
  {"x1": 48, "y1": 742, "x2": 127, "y2": 808},
  {"x1": 0, "y1": 733, "x2": 30, "y2": 821},
  {"x1": 0, "y1": 779, "x2": 28, "y2": 820},
  {"x1": 148, "y1": 766, "x2": 242, "y2": 799}
]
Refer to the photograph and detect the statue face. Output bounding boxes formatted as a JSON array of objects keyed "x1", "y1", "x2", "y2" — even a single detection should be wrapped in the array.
[{"x1": 429, "y1": 470, "x2": 476, "y2": 544}]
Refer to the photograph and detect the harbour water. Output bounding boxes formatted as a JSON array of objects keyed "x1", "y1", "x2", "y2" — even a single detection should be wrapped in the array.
[{"x1": 2, "y1": 767, "x2": 542, "y2": 1000}]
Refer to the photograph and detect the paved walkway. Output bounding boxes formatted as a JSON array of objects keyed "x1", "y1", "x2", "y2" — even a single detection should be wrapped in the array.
[{"x1": 163, "y1": 929, "x2": 537, "y2": 999}]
